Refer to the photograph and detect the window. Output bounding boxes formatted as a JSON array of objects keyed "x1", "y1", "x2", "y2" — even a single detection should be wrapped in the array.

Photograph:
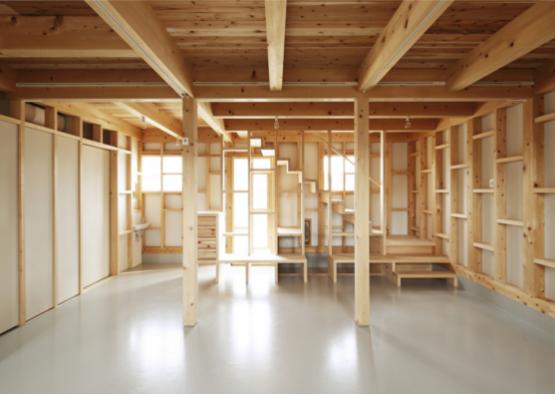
[
  {"x1": 142, "y1": 156, "x2": 161, "y2": 191},
  {"x1": 323, "y1": 155, "x2": 355, "y2": 191},
  {"x1": 141, "y1": 155, "x2": 182, "y2": 192}
]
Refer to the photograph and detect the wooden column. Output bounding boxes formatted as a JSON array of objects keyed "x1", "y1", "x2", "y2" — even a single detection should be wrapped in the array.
[
  {"x1": 11, "y1": 100, "x2": 26, "y2": 325},
  {"x1": 523, "y1": 98, "x2": 545, "y2": 297},
  {"x1": 182, "y1": 97, "x2": 198, "y2": 326},
  {"x1": 494, "y1": 108, "x2": 507, "y2": 282},
  {"x1": 354, "y1": 96, "x2": 370, "y2": 326}
]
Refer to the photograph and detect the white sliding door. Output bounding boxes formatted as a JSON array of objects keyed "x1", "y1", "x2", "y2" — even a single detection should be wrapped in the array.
[
  {"x1": 0, "y1": 120, "x2": 19, "y2": 332},
  {"x1": 55, "y1": 136, "x2": 80, "y2": 302},
  {"x1": 24, "y1": 127, "x2": 54, "y2": 320},
  {"x1": 82, "y1": 146, "x2": 110, "y2": 287}
]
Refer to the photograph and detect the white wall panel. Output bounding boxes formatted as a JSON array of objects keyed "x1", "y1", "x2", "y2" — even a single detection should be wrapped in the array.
[
  {"x1": 24, "y1": 127, "x2": 54, "y2": 319},
  {"x1": 0, "y1": 120, "x2": 19, "y2": 332},
  {"x1": 55, "y1": 136, "x2": 79, "y2": 303},
  {"x1": 82, "y1": 146, "x2": 110, "y2": 287}
]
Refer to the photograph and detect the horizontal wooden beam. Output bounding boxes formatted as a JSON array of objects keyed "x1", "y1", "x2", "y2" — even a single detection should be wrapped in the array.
[
  {"x1": 195, "y1": 85, "x2": 532, "y2": 102},
  {"x1": 197, "y1": 102, "x2": 231, "y2": 142},
  {"x1": 224, "y1": 118, "x2": 438, "y2": 132},
  {"x1": 358, "y1": 0, "x2": 453, "y2": 91},
  {"x1": 85, "y1": 0, "x2": 194, "y2": 97},
  {"x1": 212, "y1": 102, "x2": 477, "y2": 119},
  {"x1": 14, "y1": 86, "x2": 178, "y2": 100},
  {"x1": 0, "y1": 65, "x2": 15, "y2": 91},
  {"x1": 115, "y1": 102, "x2": 182, "y2": 139},
  {"x1": 447, "y1": 3, "x2": 555, "y2": 90},
  {"x1": 14, "y1": 85, "x2": 532, "y2": 102},
  {"x1": 14, "y1": 67, "x2": 534, "y2": 87},
  {"x1": 0, "y1": 16, "x2": 136, "y2": 58}
]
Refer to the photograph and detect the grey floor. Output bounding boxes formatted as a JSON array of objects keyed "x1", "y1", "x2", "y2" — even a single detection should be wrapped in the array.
[{"x1": 1, "y1": 264, "x2": 555, "y2": 394}]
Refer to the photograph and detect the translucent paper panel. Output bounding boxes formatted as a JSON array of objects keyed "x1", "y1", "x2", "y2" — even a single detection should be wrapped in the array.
[
  {"x1": 233, "y1": 158, "x2": 249, "y2": 190},
  {"x1": 163, "y1": 174, "x2": 182, "y2": 192},
  {"x1": 142, "y1": 156, "x2": 161, "y2": 191},
  {"x1": 233, "y1": 192, "x2": 248, "y2": 229},
  {"x1": 323, "y1": 155, "x2": 345, "y2": 191},
  {"x1": 252, "y1": 158, "x2": 271, "y2": 169},
  {"x1": 252, "y1": 173, "x2": 268, "y2": 210},
  {"x1": 252, "y1": 214, "x2": 268, "y2": 250},
  {"x1": 163, "y1": 156, "x2": 182, "y2": 173}
]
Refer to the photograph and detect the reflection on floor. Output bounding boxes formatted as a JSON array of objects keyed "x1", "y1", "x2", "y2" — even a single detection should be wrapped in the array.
[{"x1": 1, "y1": 264, "x2": 555, "y2": 394}]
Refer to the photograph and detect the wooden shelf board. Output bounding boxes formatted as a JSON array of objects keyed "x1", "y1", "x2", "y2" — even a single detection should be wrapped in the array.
[
  {"x1": 497, "y1": 218, "x2": 524, "y2": 227},
  {"x1": 472, "y1": 130, "x2": 494, "y2": 140},
  {"x1": 496, "y1": 155, "x2": 523, "y2": 164},
  {"x1": 534, "y1": 112, "x2": 555, "y2": 124},
  {"x1": 473, "y1": 242, "x2": 494, "y2": 252},
  {"x1": 534, "y1": 258, "x2": 555, "y2": 269}
]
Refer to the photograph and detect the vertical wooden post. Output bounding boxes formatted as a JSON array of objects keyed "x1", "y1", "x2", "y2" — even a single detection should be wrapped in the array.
[
  {"x1": 465, "y1": 120, "x2": 475, "y2": 269},
  {"x1": 11, "y1": 100, "x2": 26, "y2": 325},
  {"x1": 379, "y1": 130, "x2": 386, "y2": 252},
  {"x1": 523, "y1": 98, "x2": 545, "y2": 297},
  {"x1": 449, "y1": 127, "x2": 459, "y2": 265},
  {"x1": 225, "y1": 155, "x2": 233, "y2": 254},
  {"x1": 109, "y1": 140, "x2": 120, "y2": 277},
  {"x1": 354, "y1": 96, "x2": 370, "y2": 326},
  {"x1": 182, "y1": 97, "x2": 198, "y2": 326},
  {"x1": 494, "y1": 108, "x2": 507, "y2": 282},
  {"x1": 327, "y1": 130, "x2": 332, "y2": 276}
]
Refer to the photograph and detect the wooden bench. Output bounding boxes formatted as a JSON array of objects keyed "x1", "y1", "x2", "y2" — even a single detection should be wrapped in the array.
[
  {"x1": 218, "y1": 253, "x2": 308, "y2": 285},
  {"x1": 330, "y1": 254, "x2": 455, "y2": 286}
]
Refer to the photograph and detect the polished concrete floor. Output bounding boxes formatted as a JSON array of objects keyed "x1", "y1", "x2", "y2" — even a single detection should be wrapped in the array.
[{"x1": 1, "y1": 264, "x2": 555, "y2": 394}]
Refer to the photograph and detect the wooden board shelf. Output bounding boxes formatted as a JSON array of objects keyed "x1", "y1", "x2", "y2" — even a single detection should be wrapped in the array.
[
  {"x1": 534, "y1": 258, "x2": 555, "y2": 269},
  {"x1": 497, "y1": 218, "x2": 524, "y2": 227},
  {"x1": 496, "y1": 155, "x2": 523, "y2": 164},
  {"x1": 451, "y1": 212, "x2": 467, "y2": 219},
  {"x1": 534, "y1": 187, "x2": 555, "y2": 194},
  {"x1": 473, "y1": 242, "x2": 494, "y2": 252},
  {"x1": 450, "y1": 163, "x2": 468, "y2": 170},
  {"x1": 534, "y1": 112, "x2": 555, "y2": 124},
  {"x1": 473, "y1": 189, "x2": 494, "y2": 194},
  {"x1": 472, "y1": 130, "x2": 495, "y2": 140}
]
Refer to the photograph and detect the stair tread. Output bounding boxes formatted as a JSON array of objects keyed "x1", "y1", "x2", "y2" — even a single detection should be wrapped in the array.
[{"x1": 395, "y1": 270, "x2": 456, "y2": 278}]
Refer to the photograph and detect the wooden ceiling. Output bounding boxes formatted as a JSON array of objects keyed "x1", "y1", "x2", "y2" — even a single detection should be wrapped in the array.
[{"x1": 1, "y1": 0, "x2": 554, "y2": 139}]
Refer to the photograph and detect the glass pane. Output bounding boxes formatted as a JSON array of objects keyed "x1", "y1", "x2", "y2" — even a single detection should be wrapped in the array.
[
  {"x1": 142, "y1": 156, "x2": 161, "y2": 191},
  {"x1": 233, "y1": 192, "x2": 248, "y2": 228},
  {"x1": 163, "y1": 156, "x2": 182, "y2": 173},
  {"x1": 331, "y1": 155, "x2": 344, "y2": 191},
  {"x1": 233, "y1": 235, "x2": 248, "y2": 254},
  {"x1": 345, "y1": 174, "x2": 355, "y2": 191},
  {"x1": 252, "y1": 158, "x2": 271, "y2": 169},
  {"x1": 345, "y1": 155, "x2": 355, "y2": 173},
  {"x1": 252, "y1": 173, "x2": 268, "y2": 210},
  {"x1": 252, "y1": 214, "x2": 268, "y2": 250},
  {"x1": 233, "y1": 158, "x2": 248, "y2": 191},
  {"x1": 163, "y1": 174, "x2": 182, "y2": 192},
  {"x1": 323, "y1": 156, "x2": 329, "y2": 191}
]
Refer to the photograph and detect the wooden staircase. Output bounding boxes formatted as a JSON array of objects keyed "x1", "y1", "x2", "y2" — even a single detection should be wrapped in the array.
[{"x1": 385, "y1": 236, "x2": 458, "y2": 287}]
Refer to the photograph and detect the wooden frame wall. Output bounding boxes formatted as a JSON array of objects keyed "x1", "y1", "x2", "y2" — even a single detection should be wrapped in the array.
[{"x1": 1, "y1": 100, "x2": 138, "y2": 329}]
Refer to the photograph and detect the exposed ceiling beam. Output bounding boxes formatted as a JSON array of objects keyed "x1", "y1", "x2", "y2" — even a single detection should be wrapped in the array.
[
  {"x1": 84, "y1": 0, "x2": 193, "y2": 97},
  {"x1": 0, "y1": 65, "x2": 15, "y2": 91},
  {"x1": 195, "y1": 85, "x2": 532, "y2": 102},
  {"x1": 85, "y1": 0, "x2": 229, "y2": 141},
  {"x1": 197, "y1": 102, "x2": 231, "y2": 142},
  {"x1": 224, "y1": 118, "x2": 439, "y2": 132},
  {"x1": 264, "y1": 0, "x2": 287, "y2": 91},
  {"x1": 212, "y1": 102, "x2": 477, "y2": 119},
  {"x1": 447, "y1": 2, "x2": 555, "y2": 91},
  {"x1": 0, "y1": 16, "x2": 136, "y2": 58},
  {"x1": 13, "y1": 85, "x2": 532, "y2": 102},
  {"x1": 115, "y1": 102, "x2": 182, "y2": 139},
  {"x1": 13, "y1": 67, "x2": 534, "y2": 87},
  {"x1": 358, "y1": 0, "x2": 453, "y2": 92}
]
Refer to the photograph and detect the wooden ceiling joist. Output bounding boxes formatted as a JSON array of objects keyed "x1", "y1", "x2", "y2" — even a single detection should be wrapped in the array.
[
  {"x1": 447, "y1": 2, "x2": 555, "y2": 91},
  {"x1": 84, "y1": 0, "x2": 193, "y2": 97},
  {"x1": 195, "y1": 85, "x2": 532, "y2": 102},
  {"x1": 115, "y1": 102, "x2": 182, "y2": 139},
  {"x1": 197, "y1": 102, "x2": 231, "y2": 142},
  {"x1": 211, "y1": 102, "x2": 477, "y2": 119},
  {"x1": 0, "y1": 16, "x2": 136, "y2": 58},
  {"x1": 224, "y1": 118, "x2": 439, "y2": 132},
  {"x1": 85, "y1": 0, "x2": 230, "y2": 141},
  {"x1": 264, "y1": 0, "x2": 287, "y2": 91},
  {"x1": 358, "y1": 0, "x2": 453, "y2": 92}
]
